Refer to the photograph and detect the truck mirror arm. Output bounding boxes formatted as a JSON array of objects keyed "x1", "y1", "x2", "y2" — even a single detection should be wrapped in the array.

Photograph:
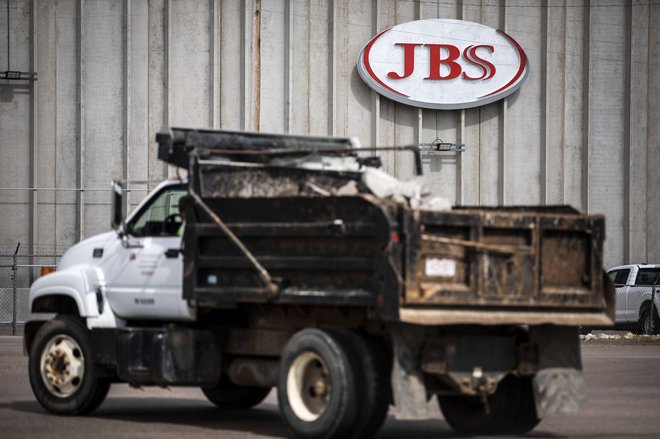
[{"x1": 116, "y1": 225, "x2": 144, "y2": 249}]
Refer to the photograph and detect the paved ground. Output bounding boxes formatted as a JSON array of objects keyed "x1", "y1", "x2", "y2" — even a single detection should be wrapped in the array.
[{"x1": 2, "y1": 336, "x2": 660, "y2": 438}]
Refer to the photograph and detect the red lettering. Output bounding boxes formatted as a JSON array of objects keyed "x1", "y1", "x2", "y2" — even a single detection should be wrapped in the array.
[
  {"x1": 387, "y1": 43, "x2": 422, "y2": 79},
  {"x1": 386, "y1": 42, "x2": 496, "y2": 82},
  {"x1": 462, "y1": 45, "x2": 496, "y2": 80},
  {"x1": 425, "y1": 44, "x2": 461, "y2": 80}
]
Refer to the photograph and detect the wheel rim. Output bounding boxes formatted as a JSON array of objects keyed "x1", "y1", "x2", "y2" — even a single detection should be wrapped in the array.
[
  {"x1": 286, "y1": 351, "x2": 330, "y2": 422},
  {"x1": 39, "y1": 334, "x2": 85, "y2": 398}
]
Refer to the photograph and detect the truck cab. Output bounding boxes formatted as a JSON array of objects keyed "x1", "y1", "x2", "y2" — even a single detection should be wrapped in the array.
[{"x1": 29, "y1": 180, "x2": 193, "y2": 326}]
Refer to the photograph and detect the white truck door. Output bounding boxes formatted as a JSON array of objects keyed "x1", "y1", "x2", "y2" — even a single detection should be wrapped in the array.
[
  {"x1": 104, "y1": 185, "x2": 194, "y2": 321},
  {"x1": 610, "y1": 268, "x2": 632, "y2": 322},
  {"x1": 630, "y1": 267, "x2": 660, "y2": 323}
]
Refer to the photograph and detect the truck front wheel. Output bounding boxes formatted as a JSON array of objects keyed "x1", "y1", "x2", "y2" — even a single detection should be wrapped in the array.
[
  {"x1": 438, "y1": 375, "x2": 540, "y2": 435},
  {"x1": 28, "y1": 316, "x2": 110, "y2": 415},
  {"x1": 277, "y1": 329, "x2": 361, "y2": 439}
]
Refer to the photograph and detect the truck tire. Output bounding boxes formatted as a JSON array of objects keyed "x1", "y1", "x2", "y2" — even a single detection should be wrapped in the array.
[
  {"x1": 201, "y1": 379, "x2": 271, "y2": 409},
  {"x1": 640, "y1": 306, "x2": 660, "y2": 335},
  {"x1": 28, "y1": 316, "x2": 110, "y2": 415},
  {"x1": 277, "y1": 329, "x2": 361, "y2": 439},
  {"x1": 345, "y1": 333, "x2": 391, "y2": 439},
  {"x1": 438, "y1": 375, "x2": 540, "y2": 435}
]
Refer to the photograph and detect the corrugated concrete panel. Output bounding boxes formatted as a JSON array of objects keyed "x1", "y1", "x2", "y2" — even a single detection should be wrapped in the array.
[
  {"x1": 126, "y1": 0, "x2": 150, "y2": 211},
  {"x1": 505, "y1": 1, "x2": 543, "y2": 206},
  {"x1": 648, "y1": 2, "x2": 660, "y2": 263},
  {"x1": 170, "y1": 0, "x2": 212, "y2": 129},
  {"x1": 218, "y1": 0, "x2": 244, "y2": 130},
  {"x1": 628, "y1": 1, "x2": 649, "y2": 263},
  {"x1": 81, "y1": 0, "x2": 125, "y2": 237},
  {"x1": 34, "y1": 0, "x2": 56, "y2": 254},
  {"x1": 0, "y1": 0, "x2": 31, "y2": 251},
  {"x1": 307, "y1": 0, "x2": 333, "y2": 135},
  {"x1": 0, "y1": 0, "x2": 658, "y2": 268},
  {"x1": 544, "y1": 0, "x2": 566, "y2": 205},
  {"x1": 588, "y1": 3, "x2": 627, "y2": 267},
  {"x1": 53, "y1": 0, "x2": 81, "y2": 250},
  {"x1": 563, "y1": 0, "x2": 587, "y2": 210},
  {"x1": 147, "y1": 0, "x2": 168, "y2": 189}
]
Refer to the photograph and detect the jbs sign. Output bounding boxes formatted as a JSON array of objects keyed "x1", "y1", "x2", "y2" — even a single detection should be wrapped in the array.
[{"x1": 357, "y1": 19, "x2": 528, "y2": 110}]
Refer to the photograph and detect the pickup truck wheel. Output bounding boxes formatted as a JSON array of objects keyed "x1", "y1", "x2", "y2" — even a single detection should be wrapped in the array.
[
  {"x1": 438, "y1": 375, "x2": 539, "y2": 435},
  {"x1": 201, "y1": 379, "x2": 271, "y2": 409},
  {"x1": 641, "y1": 307, "x2": 660, "y2": 335},
  {"x1": 277, "y1": 329, "x2": 360, "y2": 439},
  {"x1": 28, "y1": 316, "x2": 110, "y2": 415}
]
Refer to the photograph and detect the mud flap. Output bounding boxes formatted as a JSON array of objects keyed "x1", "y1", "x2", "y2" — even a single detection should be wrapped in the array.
[
  {"x1": 529, "y1": 325, "x2": 586, "y2": 417},
  {"x1": 390, "y1": 324, "x2": 429, "y2": 420}
]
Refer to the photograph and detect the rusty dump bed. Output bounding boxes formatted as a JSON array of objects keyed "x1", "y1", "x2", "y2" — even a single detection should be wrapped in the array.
[
  {"x1": 158, "y1": 128, "x2": 614, "y2": 326},
  {"x1": 401, "y1": 206, "x2": 614, "y2": 325}
]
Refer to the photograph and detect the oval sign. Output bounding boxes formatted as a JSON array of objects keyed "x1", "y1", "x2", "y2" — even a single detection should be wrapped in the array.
[{"x1": 357, "y1": 19, "x2": 529, "y2": 110}]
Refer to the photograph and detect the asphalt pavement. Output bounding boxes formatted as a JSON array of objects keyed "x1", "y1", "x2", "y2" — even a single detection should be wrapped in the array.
[{"x1": 2, "y1": 336, "x2": 660, "y2": 438}]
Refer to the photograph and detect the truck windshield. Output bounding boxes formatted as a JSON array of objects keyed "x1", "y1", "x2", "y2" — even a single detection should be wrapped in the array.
[{"x1": 128, "y1": 186, "x2": 187, "y2": 237}]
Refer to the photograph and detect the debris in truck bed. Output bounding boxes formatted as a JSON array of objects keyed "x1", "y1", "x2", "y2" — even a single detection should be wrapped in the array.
[{"x1": 362, "y1": 168, "x2": 450, "y2": 211}]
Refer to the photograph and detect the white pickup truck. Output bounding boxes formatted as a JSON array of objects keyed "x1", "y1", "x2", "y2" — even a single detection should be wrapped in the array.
[{"x1": 608, "y1": 264, "x2": 660, "y2": 334}]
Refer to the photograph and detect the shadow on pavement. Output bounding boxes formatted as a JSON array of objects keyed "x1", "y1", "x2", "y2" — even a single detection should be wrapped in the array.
[{"x1": 7, "y1": 398, "x2": 288, "y2": 438}]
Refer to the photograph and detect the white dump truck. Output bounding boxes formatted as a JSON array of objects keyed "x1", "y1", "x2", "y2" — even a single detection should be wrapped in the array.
[{"x1": 25, "y1": 129, "x2": 614, "y2": 438}]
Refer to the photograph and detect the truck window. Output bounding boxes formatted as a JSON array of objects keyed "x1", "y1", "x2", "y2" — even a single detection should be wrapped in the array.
[
  {"x1": 609, "y1": 269, "x2": 631, "y2": 286},
  {"x1": 635, "y1": 268, "x2": 660, "y2": 286},
  {"x1": 128, "y1": 186, "x2": 186, "y2": 237}
]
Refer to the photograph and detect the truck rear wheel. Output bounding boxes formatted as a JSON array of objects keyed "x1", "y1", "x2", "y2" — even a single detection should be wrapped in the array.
[
  {"x1": 277, "y1": 329, "x2": 361, "y2": 439},
  {"x1": 640, "y1": 306, "x2": 660, "y2": 335},
  {"x1": 28, "y1": 316, "x2": 110, "y2": 415},
  {"x1": 438, "y1": 375, "x2": 540, "y2": 435},
  {"x1": 201, "y1": 379, "x2": 271, "y2": 409}
]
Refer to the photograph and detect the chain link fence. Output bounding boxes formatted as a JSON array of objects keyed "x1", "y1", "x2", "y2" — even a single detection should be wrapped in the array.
[{"x1": 0, "y1": 251, "x2": 60, "y2": 335}]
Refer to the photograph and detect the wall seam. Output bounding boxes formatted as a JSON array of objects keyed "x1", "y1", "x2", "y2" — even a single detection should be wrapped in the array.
[
  {"x1": 329, "y1": 0, "x2": 336, "y2": 136},
  {"x1": 123, "y1": 0, "x2": 130, "y2": 213},
  {"x1": 54, "y1": 1, "x2": 59, "y2": 250},
  {"x1": 253, "y1": 0, "x2": 261, "y2": 131},
  {"x1": 285, "y1": 0, "x2": 293, "y2": 133},
  {"x1": 240, "y1": 0, "x2": 248, "y2": 130},
  {"x1": 77, "y1": 0, "x2": 84, "y2": 240},
  {"x1": 30, "y1": 0, "x2": 38, "y2": 253},
  {"x1": 371, "y1": 0, "x2": 380, "y2": 148},
  {"x1": 582, "y1": 0, "x2": 591, "y2": 212},
  {"x1": 211, "y1": 0, "x2": 220, "y2": 129},
  {"x1": 498, "y1": 0, "x2": 507, "y2": 205},
  {"x1": 458, "y1": 0, "x2": 465, "y2": 205},
  {"x1": 165, "y1": 0, "x2": 171, "y2": 177},
  {"x1": 645, "y1": 0, "x2": 653, "y2": 262},
  {"x1": 559, "y1": 0, "x2": 566, "y2": 204},
  {"x1": 540, "y1": 0, "x2": 548, "y2": 205},
  {"x1": 623, "y1": 0, "x2": 632, "y2": 264}
]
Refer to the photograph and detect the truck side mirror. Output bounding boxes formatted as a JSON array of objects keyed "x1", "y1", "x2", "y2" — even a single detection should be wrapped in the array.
[{"x1": 111, "y1": 180, "x2": 125, "y2": 232}]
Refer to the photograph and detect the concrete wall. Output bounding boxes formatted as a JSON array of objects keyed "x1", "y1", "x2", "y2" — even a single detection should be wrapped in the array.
[{"x1": 0, "y1": 0, "x2": 658, "y2": 268}]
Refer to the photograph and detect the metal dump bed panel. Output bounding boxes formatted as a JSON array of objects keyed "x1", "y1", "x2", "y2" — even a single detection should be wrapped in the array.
[{"x1": 402, "y1": 207, "x2": 614, "y2": 324}]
